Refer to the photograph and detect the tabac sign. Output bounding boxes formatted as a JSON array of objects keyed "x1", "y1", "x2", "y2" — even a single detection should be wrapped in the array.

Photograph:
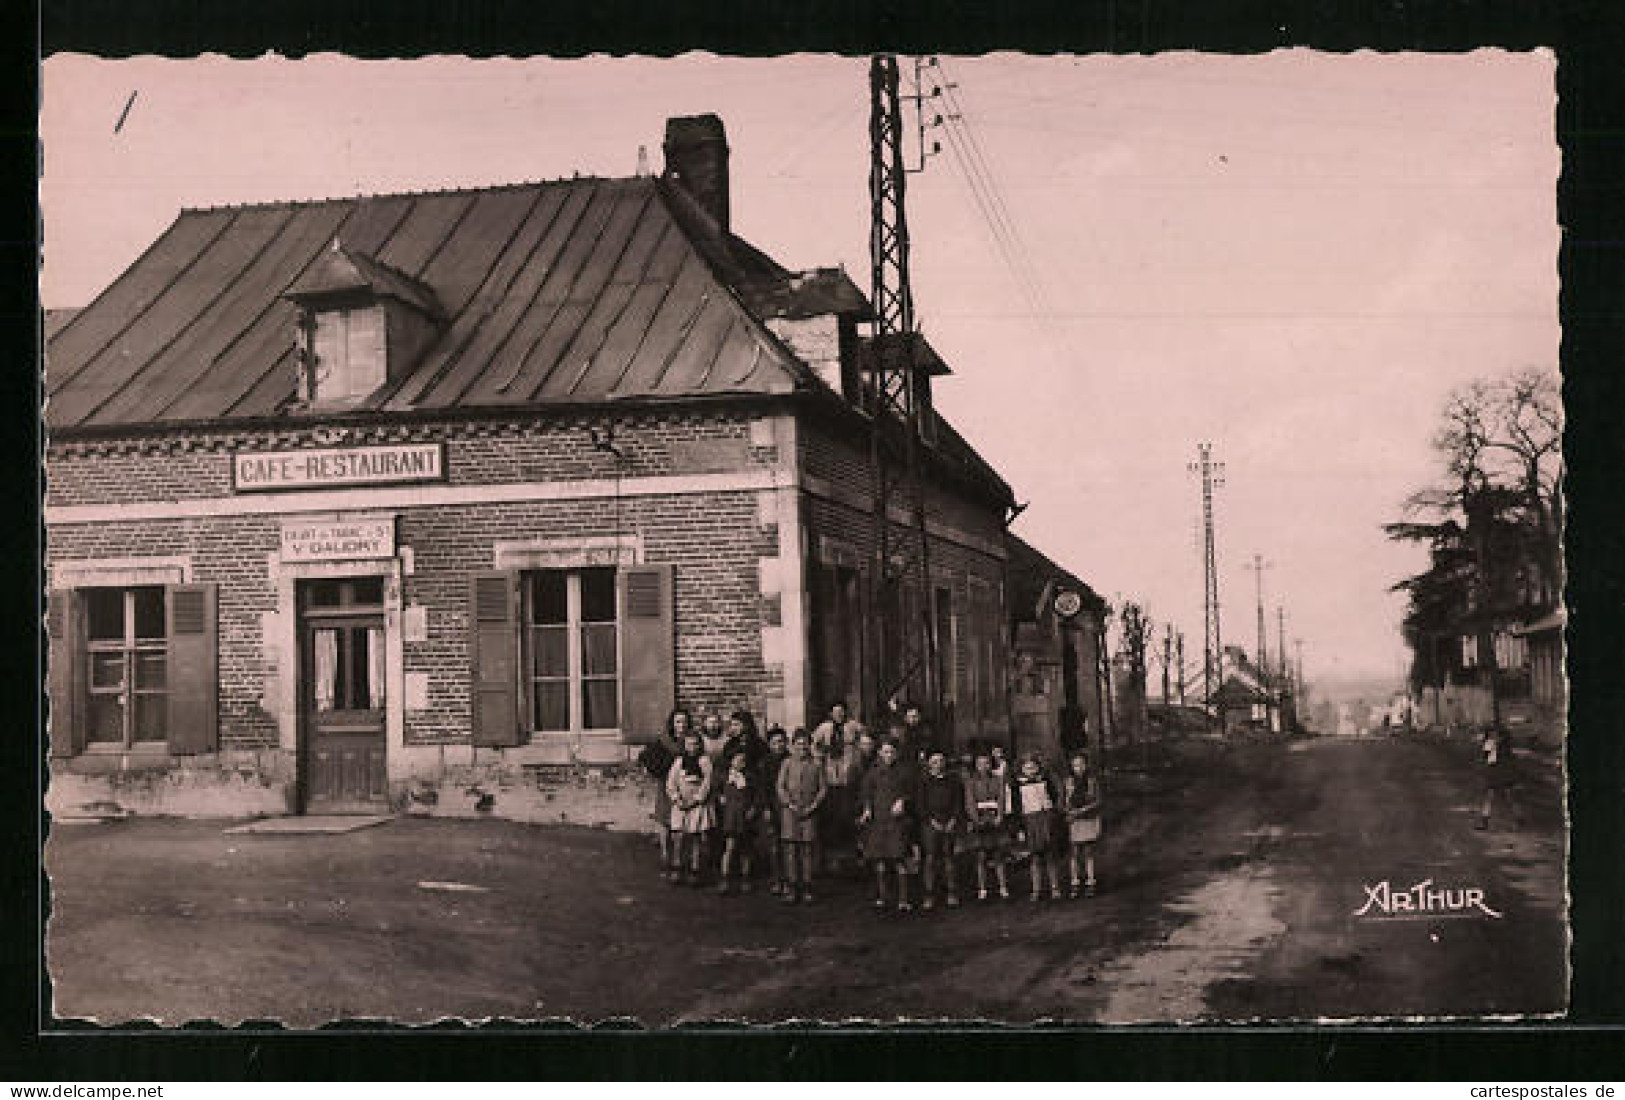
[
  {"x1": 280, "y1": 517, "x2": 396, "y2": 563},
  {"x1": 233, "y1": 443, "x2": 445, "y2": 492}
]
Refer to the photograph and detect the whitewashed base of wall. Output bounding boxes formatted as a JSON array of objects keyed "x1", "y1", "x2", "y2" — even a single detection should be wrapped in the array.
[
  {"x1": 399, "y1": 765, "x2": 658, "y2": 833},
  {"x1": 47, "y1": 750, "x2": 295, "y2": 820}
]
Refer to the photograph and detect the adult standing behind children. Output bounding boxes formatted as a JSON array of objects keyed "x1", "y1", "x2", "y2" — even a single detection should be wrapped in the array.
[
  {"x1": 722, "y1": 709, "x2": 767, "y2": 775},
  {"x1": 897, "y1": 703, "x2": 938, "y2": 765},
  {"x1": 812, "y1": 700, "x2": 859, "y2": 756},
  {"x1": 818, "y1": 718, "x2": 866, "y2": 876},
  {"x1": 776, "y1": 729, "x2": 826, "y2": 904},
  {"x1": 638, "y1": 708, "x2": 691, "y2": 878}
]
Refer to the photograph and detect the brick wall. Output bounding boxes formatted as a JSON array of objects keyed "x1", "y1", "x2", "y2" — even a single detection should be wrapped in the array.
[
  {"x1": 46, "y1": 410, "x2": 776, "y2": 508},
  {"x1": 398, "y1": 489, "x2": 778, "y2": 744},
  {"x1": 46, "y1": 410, "x2": 788, "y2": 761},
  {"x1": 48, "y1": 514, "x2": 283, "y2": 751}
]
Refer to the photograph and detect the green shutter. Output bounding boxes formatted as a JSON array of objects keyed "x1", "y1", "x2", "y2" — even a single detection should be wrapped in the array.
[
  {"x1": 618, "y1": 564, "x2": 674, "y2": 745},
  {"x1": 470, "y1": 571, "x2": 522, "y2": 747},
  {"x1": 47, "y1": 590, "x2": 83, "y2": 757},
  {"x1": 166, "y1": 583, "x2": 219, "y2": 755}
]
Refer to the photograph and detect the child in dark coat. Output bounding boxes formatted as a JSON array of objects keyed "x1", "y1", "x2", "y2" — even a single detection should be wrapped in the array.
[
  {"x1": 962, "y1": 748, "x2": 1012, "y2": 900},
  {"x1": 858, "y1": 739, "x2": 916, "y2": 912},
  {"x1": 758, "y1": 726, "x2": 791, "y2": 894},
  {"x1": 916, "y1": 750, "x2": 964, "y2": 909},
  {"x1": 716, "y1": 750, "x2": 764, "y2": 895}
]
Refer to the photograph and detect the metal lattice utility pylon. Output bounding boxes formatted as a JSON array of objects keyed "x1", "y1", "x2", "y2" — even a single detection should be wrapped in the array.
[
  {"x1": 1188, "y1": 443, "x2": 1225, "y2": 727},
  {"x1": 1243, "y1": 553, "x2": 1272, "y2": 675},
  {"x1": 864, "y1": 54, "x2": 937, "y2": 719}
]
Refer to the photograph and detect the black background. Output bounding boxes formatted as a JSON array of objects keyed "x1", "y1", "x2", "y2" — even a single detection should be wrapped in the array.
[{"x1": 12, "y1": 0, "x2": 1625, "y2": 1080}]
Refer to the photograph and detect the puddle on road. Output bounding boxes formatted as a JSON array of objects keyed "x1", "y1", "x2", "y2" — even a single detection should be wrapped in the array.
[
  {"x1": 1240, "y1": 826, "x2": 1322, "y2": 841},
  {"x1": 1091, "y1": 869, "x2": 1286, "y2": 1023}
]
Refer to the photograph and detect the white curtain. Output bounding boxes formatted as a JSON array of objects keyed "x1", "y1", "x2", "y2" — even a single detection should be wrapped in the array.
[
  {"x1": 313, "y1": 629, "x2": 337, "y2": 711},
  {"x1": 367, "y1": 626, "x2": 386, "y2": 710}
]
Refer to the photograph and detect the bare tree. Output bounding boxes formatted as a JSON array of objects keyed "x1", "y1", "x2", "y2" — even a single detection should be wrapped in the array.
[
  {"x1": 1116, "y1": 602, "x2": 1152, "y2": 747},
  {"x1": 1386, "y1": 367, "x2": 1562, "y2": 719}
]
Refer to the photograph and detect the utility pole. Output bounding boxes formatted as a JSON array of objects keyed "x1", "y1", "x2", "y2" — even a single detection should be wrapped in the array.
[
  {"x1": 1243, "y1": 553, "x2": 1272, "y2": 675},
  {"x1": 863, "y1": 55, "x2": 938, "y2": 723},
  {"x1": 1176, "y1": 630, "x2": 1187, "y2": 705},
  {"x1": 1276, "y1": 606, "x2": 1289, "y2": 685},
  {"x1": 1276, "y1": 605, "x2": 1291, "y2": 729},
  {"x1": 1188, "y1": 443, "x2": 1225, "y2": 729},
  {"x1": 1161, "y1": 623, "x2": 1173, "y2": 705}
]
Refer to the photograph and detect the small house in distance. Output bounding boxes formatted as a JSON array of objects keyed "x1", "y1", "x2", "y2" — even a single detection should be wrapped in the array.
[
  {"x1": 43, "y1": 114, "x2": 1024, "y2": 822},
  {"x1": 1212, "y1": 645, "x2": 1280, "y2": 735}
]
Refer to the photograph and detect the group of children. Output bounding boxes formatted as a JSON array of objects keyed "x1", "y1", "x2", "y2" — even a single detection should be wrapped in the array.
[{"x1": 637, "y1": 702, "x2": 1104, "y2": 913}]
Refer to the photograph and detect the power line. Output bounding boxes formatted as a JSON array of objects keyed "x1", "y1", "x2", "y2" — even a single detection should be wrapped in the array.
[
  {"x1": 919, "y1": 58, "x2": 1068, "y2": 360},
  {"x1": 932, "y1": 60, "x2": 1058, "y2": 321}
]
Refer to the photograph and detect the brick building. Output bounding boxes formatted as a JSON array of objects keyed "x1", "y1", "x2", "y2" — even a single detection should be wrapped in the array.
[{"x1": 44, "y1": 115, "x2": 1023, "y2": 820}]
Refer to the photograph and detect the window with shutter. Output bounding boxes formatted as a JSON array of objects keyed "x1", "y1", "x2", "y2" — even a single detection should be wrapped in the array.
[
  {"x1": 166, "y1": 583, "x2": 218, "y2": 755},
  {"x1": 617, "y1": 565, "x2": 674, "y2": 745},
  {"x1": 46, "y1": 590, "x2": 83, "y2": 757},
  {"x1": 520, "y1": 567, "x2": 621, "y2": 741},
  {"x1": 470, "y1": 571, "x2": 522, "y2": 747}
]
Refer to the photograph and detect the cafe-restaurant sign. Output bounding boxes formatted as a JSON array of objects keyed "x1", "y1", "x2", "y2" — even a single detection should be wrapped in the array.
[
  {"x1": 280, "y1": 517, "x2": 396, "y2": 563},
  {"x1": 233, "y1": 443, "x2": 444, "y2": 492}
]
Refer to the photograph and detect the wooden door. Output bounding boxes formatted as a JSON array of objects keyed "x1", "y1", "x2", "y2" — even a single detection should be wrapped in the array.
[{"x1": 298, "y1": 578, "x2": 388, "y2": 813}]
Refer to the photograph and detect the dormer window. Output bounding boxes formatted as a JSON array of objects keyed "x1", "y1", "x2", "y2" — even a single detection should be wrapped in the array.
[
  {"x1": 284, "y1": 239, "x2": 442, "y2": 409},
  {"x1": 311, "y1": 304, "x2": 386, "y2": 403}
]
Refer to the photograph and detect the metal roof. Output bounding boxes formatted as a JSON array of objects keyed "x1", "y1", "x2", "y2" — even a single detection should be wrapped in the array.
[
  {"x1": 44, "y1": 176, "x2": 814, "y2": 430},
  {"x1": 284, "y1": 242, "x2": 443, "y2": 317}
]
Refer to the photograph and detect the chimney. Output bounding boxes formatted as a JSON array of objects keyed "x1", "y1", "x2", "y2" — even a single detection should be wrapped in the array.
[{"x1": 663, "y1": 114, "x2": 730, "y2": 233}]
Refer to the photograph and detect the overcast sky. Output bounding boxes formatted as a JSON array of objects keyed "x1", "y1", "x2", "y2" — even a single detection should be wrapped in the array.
[{"x1": 41, "y1": 51, "x2": 1559, "y2": 689}]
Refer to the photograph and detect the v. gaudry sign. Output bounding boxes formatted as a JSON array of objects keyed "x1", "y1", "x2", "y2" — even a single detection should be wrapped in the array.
[
  {"x1": 233, "y1": 443, "x2": 445, "y2": 492},
  {"x1": 281, "y1": 518, "x2": 396, "y2": 563}
]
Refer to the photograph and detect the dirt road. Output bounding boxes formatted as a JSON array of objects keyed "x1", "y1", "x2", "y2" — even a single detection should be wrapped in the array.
[{"x1": 45, "y1": 733, "x2": 1565, "y2": 1025}]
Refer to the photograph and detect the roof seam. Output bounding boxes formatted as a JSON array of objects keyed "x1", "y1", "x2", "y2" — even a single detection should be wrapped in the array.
[
  {"x1": 375, "y1": 185, "x2": 553, "y2": 410},
  {"x1": 649, "y1": 183, "x2": 809, "y2": 392},
  {"x1": 606, "y1": 230, "x2": 686, "y2": 397},
  {"x1": 44, "y1": 211, "x2": 194, "y2": 351},
  {"x1": 649, "y1": 277, "x2": 711, "y2": 393},
  {"x1": 508, "y1": 185, "x2": 627, "y2": 399},
  {"x1": 535, "y1": 188, "x2": 659, "y2": 400},
  {"x1": 151, "y1": 202, "x2": 361, "y2": 422},
  {"x1": 221, "y1": 196, "x2": 419, "y2": 417},
  {"x1": 49, "y1": 209, "x2": 241, "y2": 404},
  {"x1": 105, "y1": 205, "x2": 305, "y2": 424},
  {"x1": 484, "y1": 183, "x2": 605, "y2": 397},
  {"x1": 566, "y1": 209, "x2": 674, "y2": 398}
]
